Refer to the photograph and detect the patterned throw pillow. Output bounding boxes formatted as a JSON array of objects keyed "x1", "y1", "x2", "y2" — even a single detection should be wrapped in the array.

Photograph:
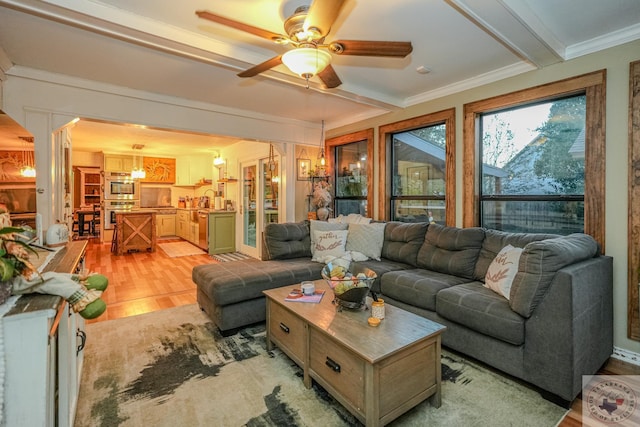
[
  {"x1": 484, "y1": 245, "x2": 523, "y2": 300},
  {"x1": 309, "y1": 220, "x2": 348, "y2": 256},
  {"x1": 311, "y1": 230, "x2": 348, "y2": 263},
  {"x1": 345, "y1": 222, "x2": 386, "y2": 261}
]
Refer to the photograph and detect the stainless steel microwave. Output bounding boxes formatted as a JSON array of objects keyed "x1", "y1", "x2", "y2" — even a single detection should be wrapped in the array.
[{"x1": 104, "y1": 172, "x2": 139, "y2": 200}]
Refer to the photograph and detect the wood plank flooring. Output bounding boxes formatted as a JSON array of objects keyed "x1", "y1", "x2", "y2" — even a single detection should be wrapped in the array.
[
  {"x1": 83, "y1": 237, "x2": 215, "y2": 323},
  {"x1": 81, "y1": 237, "x2": 639, "y2": 425}
]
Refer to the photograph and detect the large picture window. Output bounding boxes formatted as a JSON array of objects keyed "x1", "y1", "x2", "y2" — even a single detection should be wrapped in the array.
[
  {"x1": 390, "y1": 124, "x2": 446, "y2": 223},
  {"x1": 479, "y1": 95, "x2": 586, "y2": 234},
  {"x1": 326, "y1": 129, "x2": 374, "y2": 218},
  {"x1": 379, "y1": 109, "x2": 455, "y2": 224},
  {"x1": 463, "y1": 70, "x2": 606, "y2": 249}
]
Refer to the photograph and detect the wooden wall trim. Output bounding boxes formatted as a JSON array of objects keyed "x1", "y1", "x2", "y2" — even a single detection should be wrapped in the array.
[
  {"x1": 628, "y1": 60, "x2": 640, "y2": 341},
  {"x1": 378, "y1": 108, "x2": 456, "y2": 224}
]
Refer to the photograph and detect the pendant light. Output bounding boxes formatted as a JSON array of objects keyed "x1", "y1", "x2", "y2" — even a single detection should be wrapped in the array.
[
  {"x1": 317, "y1": 120, "x2": 326, "y2": 175},
  {"x1": 268, "y1": 143, "x2": 279, "y2": 183},
  {"x1": 131, "y1": 144, "x2": 146, "y2": 179}
]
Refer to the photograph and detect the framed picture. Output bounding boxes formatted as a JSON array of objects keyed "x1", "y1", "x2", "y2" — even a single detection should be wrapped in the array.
[{"x1": 297, "y1": 158, "x2": 311, "y2": 180}]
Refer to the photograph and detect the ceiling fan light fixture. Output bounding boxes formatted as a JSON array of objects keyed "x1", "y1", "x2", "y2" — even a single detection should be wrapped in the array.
[{"x1": 282, "y1": 48, "x2": 331, "y2": 79}]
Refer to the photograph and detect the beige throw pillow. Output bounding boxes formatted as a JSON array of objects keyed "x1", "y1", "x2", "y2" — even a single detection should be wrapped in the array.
[
  {"x1": 345, "y1": 222, "x2": 386, "y2": 261},
  {"x1": 310, "y1": 220, "x2": 348, "y2": 255},
  {"x1": 311, "y1": 230, "x2": 348, "y2": 263},
  {"x1": 484, "y1": 244, "x2": 523, "y2": 300}
]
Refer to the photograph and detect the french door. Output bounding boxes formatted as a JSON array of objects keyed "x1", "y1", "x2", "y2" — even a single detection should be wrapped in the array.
[{"x1": 239, "y1": 155, "x2": 280, "y2": 258}]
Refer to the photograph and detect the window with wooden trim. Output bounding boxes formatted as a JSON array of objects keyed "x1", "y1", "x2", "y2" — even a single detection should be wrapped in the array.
[
  {"x1": 326, "y1": 129, "x2": 374, "y2": 218},
  {"x1": 463, "y1": 71, "x2": 606, "y2": 250},
  {"x1": 378, "y1": 109, "x2": 456, "y2": 224}
]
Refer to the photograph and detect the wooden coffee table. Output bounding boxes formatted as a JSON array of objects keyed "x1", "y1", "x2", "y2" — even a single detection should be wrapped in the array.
[{"x1": 263, "y1": 280, "x2": 446, "y2": 427}]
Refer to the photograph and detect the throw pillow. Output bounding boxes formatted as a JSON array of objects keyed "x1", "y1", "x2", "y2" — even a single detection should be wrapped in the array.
[
  {"x1": 309, "y1": 220, "x2": 348, "y2": 255},
  {"x1": 484, "y1": 244, "x2": 523, "y2": 299},
  {"x1": 311, "y1": 230, "x2": 348, "y2": 263},
  {"x1": 346, "y1": 222, "x2": 386, "y2": 261}
]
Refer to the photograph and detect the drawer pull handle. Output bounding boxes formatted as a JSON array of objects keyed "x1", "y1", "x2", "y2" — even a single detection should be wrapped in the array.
[
  {"x1": 77, "y1": 329, "x2": 87, "y2": 355},
  {"x1": 325, "y1": 357, "x2": 341, "y2": 373},
  {"x1": 279, "y1": 323, "x2": 290, "y2": 334}
]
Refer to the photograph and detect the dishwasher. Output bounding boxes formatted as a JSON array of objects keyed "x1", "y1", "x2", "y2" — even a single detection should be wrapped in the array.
[{"x1": 197, "y1": 211, "x2": 209, "y2": 250}]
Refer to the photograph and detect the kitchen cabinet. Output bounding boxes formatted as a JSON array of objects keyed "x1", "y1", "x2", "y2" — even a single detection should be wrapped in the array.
[
  {"x1": 176, "y1": 210, "x2": 190, "y2": 240},
  {"x1": 3, "y1": 241, "x2": 87, "y2": 427},
  {"x1": 189, "y1": 221, "x2": 199, "y2": 245},
  {"x1": 104, "y1": 154, "x2": 133, "y2": 172},
  {"x1": 175, "y1": 155, "x2": 212, "y2": 186},
  {"x1": 156, "y1": 214, "x2": 176, "y2": 237},
  {"x1": 209, "y1": 211, "x2": 235, "y2": 254},
  {"x1": 74, "y1": 167, "x2": 101, "y2": 208}
]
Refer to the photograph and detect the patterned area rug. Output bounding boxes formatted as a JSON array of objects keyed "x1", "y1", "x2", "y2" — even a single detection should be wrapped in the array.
[
  {"x1": 74, "y1": 304, "x2": 568, "y2": 427},
  {"x1": 211, "y1": 251, "x2": 253, "y2": 262},
  {"x1": 158, "y1": 242, "x2": 205, "y2": 258}
]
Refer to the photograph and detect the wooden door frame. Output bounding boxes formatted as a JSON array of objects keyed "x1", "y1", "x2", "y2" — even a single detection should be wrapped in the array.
[{"x1": 628, "y1": 60, "x2": 640, "y2": 340}]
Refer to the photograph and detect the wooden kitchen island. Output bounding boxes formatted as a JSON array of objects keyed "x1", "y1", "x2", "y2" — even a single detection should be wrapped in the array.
[{"x1": 115, "y1": 210, "x2": 156, "y2": 255}]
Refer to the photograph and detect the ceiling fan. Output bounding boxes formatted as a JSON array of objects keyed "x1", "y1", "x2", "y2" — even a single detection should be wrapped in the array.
[{"x1": 196, "y1": 0, "x2": 413, "y2": 88}]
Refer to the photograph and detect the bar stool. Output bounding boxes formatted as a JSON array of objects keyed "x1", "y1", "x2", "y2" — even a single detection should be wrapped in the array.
[{"x1": 111, "y1": 224, "x2": 118, "y2": 254}]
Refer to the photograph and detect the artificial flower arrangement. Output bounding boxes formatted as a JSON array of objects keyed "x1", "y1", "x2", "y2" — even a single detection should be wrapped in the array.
[
  {"x1": 312, "y1": 180, "x2": 332, "y2": 209},
  {"x1": 0, "y1": 204, "x2": 108, "y2": 318}
]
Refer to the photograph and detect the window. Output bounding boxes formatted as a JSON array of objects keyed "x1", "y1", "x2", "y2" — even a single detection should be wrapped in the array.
[
  {"x1": 379, "y1": 109, "x2": 455, "y2": 224},
  {"x1": 390, "y1": 124, "x2": 446, "y2": 223},
  {"x1": 479, "y1": 96, "x2": 586, "y2": 234},
  {"x1": 463, "y1": 71, "x2": 606, "y2": 249},
  {"x1": 334, "y1": 140, "x2": 368, "y2": 217},
  {"x1": 326, "y1": 129, "x2": 374, "y2": 218}
]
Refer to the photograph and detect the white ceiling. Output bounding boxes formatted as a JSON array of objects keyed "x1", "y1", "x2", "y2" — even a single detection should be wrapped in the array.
[{"x1": 1, "y1": 0, "x2": 639, "y2": 156}]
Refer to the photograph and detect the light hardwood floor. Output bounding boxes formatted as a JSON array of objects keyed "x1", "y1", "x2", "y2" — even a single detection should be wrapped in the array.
[
  {"x1": 83, "y1": 237, "x2": 215, "y2": 323},
  {"x1": 82, "y1": 237, "x2": 639, "y2": 426}
]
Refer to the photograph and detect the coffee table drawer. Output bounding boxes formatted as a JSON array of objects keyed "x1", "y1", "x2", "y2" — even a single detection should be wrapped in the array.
[
  {"x1": 309, "y1": 328, "x2": 365, "y2": 411},
  {"x1": 268, "y1": 302, "x2": 305, "y2": 363}
]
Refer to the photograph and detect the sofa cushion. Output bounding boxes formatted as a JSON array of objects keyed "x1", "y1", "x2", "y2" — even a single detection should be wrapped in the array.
[
  {"x1": 380, "y1": 222, "x2": 429, "y2": 267},
  {"x1": 263, "y1": 221, "x2": 311, "y2": 260},
  {"x1": 380, "y1": 269, "x2": 471, "y2": 311},
  {"x1": 192, "y1": 259, "x2": 324, "y2": 306},
  {"x1": 416, "y1": 224, "x2": 485, "y2": 279},
  {"x1": 346, "y1": 222, "x2": 386, "y2": 261},
  {"x1": 310, "y1": 220, "x2": 348, "y2": 256},
  {"x1": 311, "y1": 230, "x2": 348, "y2": 262},
  {"x1": 484, "y1": 244, "x2": 523, "y2": 299},
  {"x1": 436, "y1": 282, "x2": 525, "y2": 345},
  {"x1": 509, "y1": 233, "x2": 599, "y2": 317},
  {"x1": 473, "y1": 229, "x2": 558, "y2": 281},
  {"x1": 352, "y1": 259, "x2": 414, "y2": 294}
]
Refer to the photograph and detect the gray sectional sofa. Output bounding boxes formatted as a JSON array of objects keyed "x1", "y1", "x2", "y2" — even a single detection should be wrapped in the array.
[{"x1": 192, "y1": 220, "x2": 613, "y2": 403}]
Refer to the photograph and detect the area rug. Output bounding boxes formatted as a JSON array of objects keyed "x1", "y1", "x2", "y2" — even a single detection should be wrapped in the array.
[
  {"x1": 158, "y1": 242, "x2": 205, "y2": 258},
  {"x1": 74, "y1": 304, "x2": 568, "y2": 427},
  {"x1": 211, "y1": 251, "x2": 253, "y2": 262}
]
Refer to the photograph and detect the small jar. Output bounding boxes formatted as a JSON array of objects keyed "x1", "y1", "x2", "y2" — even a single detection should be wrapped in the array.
[{"x1": 372, "y1": 298, "x2": 385, "y2": 320}]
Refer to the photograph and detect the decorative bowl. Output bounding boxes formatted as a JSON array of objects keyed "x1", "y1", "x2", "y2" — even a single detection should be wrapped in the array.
[{"x1": 321, "y1": 262, "x2": 377, "y2": 309}]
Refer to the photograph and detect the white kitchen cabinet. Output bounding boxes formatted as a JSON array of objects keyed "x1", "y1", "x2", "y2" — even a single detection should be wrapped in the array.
[
  {"x1": 104, "y1": 154, "x2": 134, "y2": 172},
  {"x1": 175, "y1": 155, "x2": 212, "y2": 186},
  {"x1": 2, "y1": 241, "x2": 87, "y2": 427},
  {"x1": 156, "y1": 214, "x2": 176, "y2": 237},
  {"x1": 176, "y1": 210, "x2": 189, "y2": 239}
]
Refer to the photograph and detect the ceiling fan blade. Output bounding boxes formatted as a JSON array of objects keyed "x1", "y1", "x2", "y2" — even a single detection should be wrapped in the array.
[
  {"x1": 237, "y1": 55, "x2": 283, "y2": 78},
  {"x1": 196, "y1": 10, "x2": 285, "y2": 42},
  {"x1": 329, "y1": 40, "x2": 413, "y2": 57},
  {"x1": 304, "y1": 0, "x2": 347, "y2": 38},
  {"x1": 317, "y1": 64, "x2": 342, "y2": 89}
]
